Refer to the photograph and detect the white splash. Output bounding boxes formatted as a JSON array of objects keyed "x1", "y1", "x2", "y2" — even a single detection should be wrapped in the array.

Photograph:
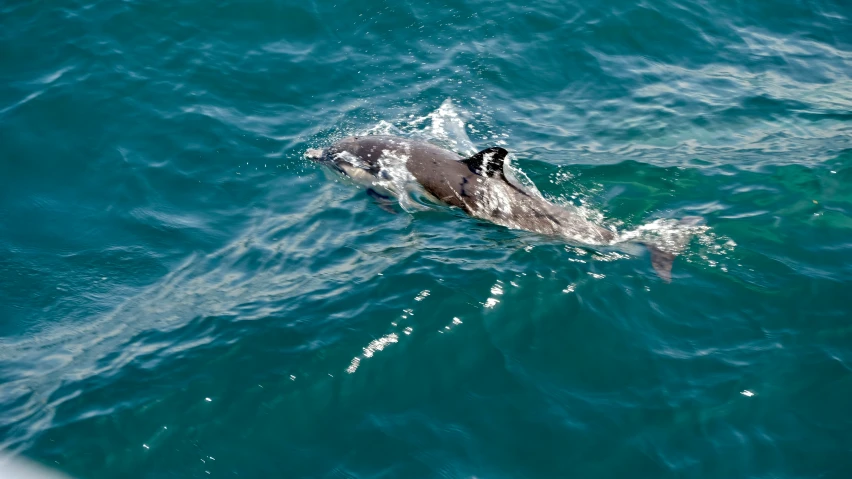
[
  {"x1": 592, "y1": 251, "x2": 631, "y2": 262},
  {"x1": 440, "y1": 316, "x2": 464, "y2": 333},
  {"x1": 615, "y1": 218, "x2": 710, "y2": 255},
  {"x1": 362, "y1": 120, "x2": 404, "y2": 136},
  {"x1": 346, "y1": 333, "x2": 399, "y2": 374},
  {"x1": 405, "y1": 98, "x2": 476, "y2": 154},
  {"x1": 362, "y1": 334, "x2": 398, "y2": 358}
]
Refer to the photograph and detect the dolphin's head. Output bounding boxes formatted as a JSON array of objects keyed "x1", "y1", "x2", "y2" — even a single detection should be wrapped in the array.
[
  {"x1": 305, "y1": 147, "x2": 327, "y2": 162},
  {"x1": 305, "y1": 137, "x2": 378, "y2": 183}
]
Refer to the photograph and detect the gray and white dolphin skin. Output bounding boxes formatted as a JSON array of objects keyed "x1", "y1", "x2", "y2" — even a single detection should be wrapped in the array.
[{"x1": 306, "y1": 135, "x2": 685, "y2": 281}]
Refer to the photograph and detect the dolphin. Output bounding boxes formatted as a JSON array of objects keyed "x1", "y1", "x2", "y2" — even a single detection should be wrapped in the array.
[{"x1": 306, "y1": 135, "x2": 689, "y2": 281}]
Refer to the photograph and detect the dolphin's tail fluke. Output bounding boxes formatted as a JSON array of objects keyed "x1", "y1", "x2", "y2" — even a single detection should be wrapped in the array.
[
  {"x1": 647, "y1": 245, "x2": 676, "y2": 283},
  {"x1": 641, "y1": 216, "x2": 705, "y2": 282}
]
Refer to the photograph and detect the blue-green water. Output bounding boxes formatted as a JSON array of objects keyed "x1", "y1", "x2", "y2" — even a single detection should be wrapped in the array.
[{"x1": 2, "y1": 0, "x2": 851, "y2": 477}]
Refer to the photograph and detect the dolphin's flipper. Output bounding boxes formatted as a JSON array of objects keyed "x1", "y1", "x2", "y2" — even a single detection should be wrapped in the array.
[
  {"x1": 367, "y1": 188, "x2": 398, "y2": 214},
  {"x1": 462, "y1": 147, "x2": 509, "y2": 178},
  {"x1": 647, "y1": 245, "x2": 675, "y2": 283}
]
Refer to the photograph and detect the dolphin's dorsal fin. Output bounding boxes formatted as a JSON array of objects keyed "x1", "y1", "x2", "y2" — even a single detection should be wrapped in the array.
[{"x1": 462, "y1": 147, "x2": 508, "y2": 179}]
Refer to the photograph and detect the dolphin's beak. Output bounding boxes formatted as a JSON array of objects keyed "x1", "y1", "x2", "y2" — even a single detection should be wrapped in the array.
[
  {"x1": 305, "y1": 148, "x2": 325, "y2": 161},
  {"x1": 306, "y1": 148, "x2": 347, "y2": 176}
]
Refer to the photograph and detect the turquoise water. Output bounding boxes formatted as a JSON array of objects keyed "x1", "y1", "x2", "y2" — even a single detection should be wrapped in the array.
[{"x1": 2, "y1": 0, "x2": 851, "y2": 477}]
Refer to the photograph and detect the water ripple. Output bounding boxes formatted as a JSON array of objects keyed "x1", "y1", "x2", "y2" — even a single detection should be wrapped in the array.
[{"x1": 2, "y1": 0, "x2": 852, "y2": 477}]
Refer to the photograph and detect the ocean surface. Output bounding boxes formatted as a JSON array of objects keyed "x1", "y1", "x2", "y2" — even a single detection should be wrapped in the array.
[{"x1": 2, "y1": 0, "x2": 851, "y2": 477}]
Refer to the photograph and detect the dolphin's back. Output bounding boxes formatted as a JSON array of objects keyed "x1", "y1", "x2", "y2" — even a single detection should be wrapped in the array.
[
  {"x1": 403, "y1": 143, "x2": 481, "y2": 212},
  {"x1": 332, "y1": 136, "x2": 478, "y2": 212}
]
